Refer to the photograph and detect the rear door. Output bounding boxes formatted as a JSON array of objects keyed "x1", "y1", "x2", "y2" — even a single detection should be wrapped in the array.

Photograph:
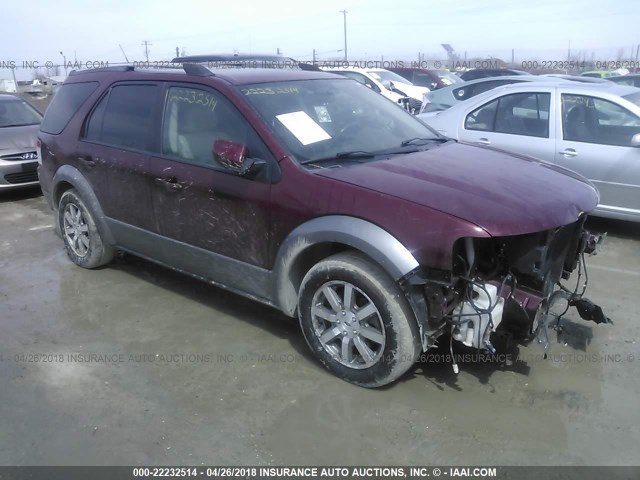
[
  {"x1": 79, "y1": 82, "x2": 161, "y2": 237},
  {"x1": 555, "y1": 93, "x2": 640, "y2": 217},
  {"x1": 458, "y1": 89, "x2": 556, "y2": 162}
]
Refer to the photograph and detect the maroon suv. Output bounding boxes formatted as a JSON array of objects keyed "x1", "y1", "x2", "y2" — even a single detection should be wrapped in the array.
[{"x1": 38, "y1": 64, "x2": 609, "y2": 387}]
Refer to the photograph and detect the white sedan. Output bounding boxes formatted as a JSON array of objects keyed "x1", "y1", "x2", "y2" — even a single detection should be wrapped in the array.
[
  {"x1": 418, "y1": 81, "x2": 640, "y2": 222},
  {"x1": 322, "y1": 67, "x2": 429, "y2": 113}
]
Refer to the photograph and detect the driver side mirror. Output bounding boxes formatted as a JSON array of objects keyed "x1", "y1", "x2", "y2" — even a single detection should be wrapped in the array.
[
  {"x1": 631, "y1": 133, "x2": 640, "y2": 148},
  {"x1": 213, "y1": 139, "x2": 250, "y2": 174},
  {"x1": 382, "y1": 80, "x2": 395, "y2": 91}
]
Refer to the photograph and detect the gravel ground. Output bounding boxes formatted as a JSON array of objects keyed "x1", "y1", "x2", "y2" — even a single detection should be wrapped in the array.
[{"x1": 1, "y1": 188, "x2": 639, "y2": 466}]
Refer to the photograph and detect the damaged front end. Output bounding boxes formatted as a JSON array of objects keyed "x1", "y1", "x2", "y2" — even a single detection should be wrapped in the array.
[{"x1": 401, "y1": 215, "x2": 610, "y2": 372}]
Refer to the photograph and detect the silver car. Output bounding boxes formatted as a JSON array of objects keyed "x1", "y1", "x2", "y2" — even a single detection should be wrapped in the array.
[
  {"x1": 419, "y1": 81, "x2": 640, "y2": 222},
  {"x1": 0, "y1": 94, "x2": 43, "y2": 191},
  {"x1": 420, "y1": 75, "x2": 560, "y2": 114}
]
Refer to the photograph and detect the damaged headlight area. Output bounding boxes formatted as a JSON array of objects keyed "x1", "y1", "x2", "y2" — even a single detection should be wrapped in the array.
[{"x1": 402, "y1": 216, "x2": 611, "y2": 374}]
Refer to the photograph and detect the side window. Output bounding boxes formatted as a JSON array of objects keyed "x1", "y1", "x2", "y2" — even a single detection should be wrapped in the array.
[
  {"x1": 84, "y1": 84, "x2": 158, "y2": 151},
  {"x1": 40, "y1": 82, "x2": 99, "y2": 134},
  {"x1": 453, "y1": 85, "x2": 470, "y2": 100},
  {"x1": 465, "y1": 93, "x2": 550, "y2": 137},
  {"x1": 161, "y1": 86, "x2": 271, "y2": 168},
  {"x1": 85, "y1": 93, "x2": 107, "y2": 140},
  {"x1": 494, "y1": 93, "x2": 550, "y2": 137},
  {"x1": 562, "y1": 94, "x2": 640, "y2": 146},
  {"x1": 464, "y1": 99, "x2": 498, "y2": 131}
]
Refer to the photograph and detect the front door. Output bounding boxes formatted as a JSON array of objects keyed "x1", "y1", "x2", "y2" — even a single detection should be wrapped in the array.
[
  {"x1": 555, "y1": 93, "x2": 640, "y2": 218},
  {"x1": 147, "y1": 84, "x2": 277, "y2": 298}
]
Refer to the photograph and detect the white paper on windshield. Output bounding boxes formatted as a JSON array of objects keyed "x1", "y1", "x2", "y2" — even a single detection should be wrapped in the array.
[{"x1": 276, "y1": 111, "x2": 332, "y2": 145}]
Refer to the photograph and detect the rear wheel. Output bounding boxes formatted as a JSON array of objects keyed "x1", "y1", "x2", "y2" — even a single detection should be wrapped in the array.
[
  {"x1": 298, "y1": 252, "x2": 421, "y2": 387},
  {"x1": 58, "y1": 189, "x2": 113, "y2": 269}
]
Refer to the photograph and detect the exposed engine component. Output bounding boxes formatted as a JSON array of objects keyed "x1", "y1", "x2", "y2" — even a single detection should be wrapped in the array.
[
  {"x1": 415, "y1": 215, "x2": 612, "y2": 374},
  {"x1": 452, "y1": 283, "x2": 504, "y2": 351}
]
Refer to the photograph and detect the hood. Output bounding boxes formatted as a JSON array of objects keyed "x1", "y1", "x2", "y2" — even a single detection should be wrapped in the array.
[
  {"x1": 314, "y1": 142, "x2": 598, "y2": 237},
  {"x1": 0, "y1": 124, "x2": 40, "y2": 152},
  {"x1": 391, "y1": 82, "x2": 430, "y2": 101}
]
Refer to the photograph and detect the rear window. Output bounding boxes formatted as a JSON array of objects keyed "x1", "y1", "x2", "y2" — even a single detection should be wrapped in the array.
[{"x1": 40, "y1": 82, "x2": 99, "y2": 134}]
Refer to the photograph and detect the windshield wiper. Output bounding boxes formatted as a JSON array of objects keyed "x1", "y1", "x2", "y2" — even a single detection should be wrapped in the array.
[
  {"x1": 336, "y1": 150, "x2": 377, "y2": 159},
  {"x1": 400, "y1": 137, "x2": 449, "y2": 146},
  {"x1": 301, "y1": 150, "x2": 376, "y2": 165}
]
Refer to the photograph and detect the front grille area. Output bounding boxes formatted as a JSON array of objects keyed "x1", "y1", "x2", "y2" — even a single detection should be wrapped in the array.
[
  {"x1": 1, "y1": 151, "x2": 38, "y2": 161},
  {"x1": 4, "y1": 171, "x2": 39, "y2": 184}
]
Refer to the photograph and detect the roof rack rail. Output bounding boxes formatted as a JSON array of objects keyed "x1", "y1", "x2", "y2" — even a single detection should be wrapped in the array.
[
  {"x1": 182, "y1": 63, "x2": 215, "y2": 76},
  {"x1": 69, "y1": 65, "x2": 135, "y2": 76}
]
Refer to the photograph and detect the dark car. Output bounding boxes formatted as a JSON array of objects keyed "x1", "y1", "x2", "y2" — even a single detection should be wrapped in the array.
[
  {"x1": 609, "y1": 74, "x2": 640, "y2": 88},
  {"x1": 38, "y1": 64, "x2": 609, "y2": 387},
  {"x1": 387, "y1": 67, "x2": 462, "y2": 90},
  {"x1": 459, "y1": 68, "x2": 529, "y2": 81}
]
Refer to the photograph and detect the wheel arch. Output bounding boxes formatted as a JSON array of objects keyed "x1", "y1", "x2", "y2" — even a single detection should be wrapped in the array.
[
  {"x1": 51, "y1": 165, "x2": 115, "y2": 245},
  {"x1": 272, "y1": 215, "x2": 420, "y2": 317}
]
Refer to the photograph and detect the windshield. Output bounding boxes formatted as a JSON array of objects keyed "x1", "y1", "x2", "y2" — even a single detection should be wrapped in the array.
[
  {"x1": 240, "y1": 79, "x2": 440, "y2": 164},
  {"x1": 367, "y1": 70, "x2": 413, "y2": 85},
  {"x1": 623, "y1": 92, "x2": 640, "y2": 108},
  {"x1": 0, "y1": 99, "x2": 42, "y2": 128}
]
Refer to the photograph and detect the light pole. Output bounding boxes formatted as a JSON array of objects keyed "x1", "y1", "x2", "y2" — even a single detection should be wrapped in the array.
[
  {"x1": 340, "y1": 10, "x2": 348, "y2": 61},
  {"x1": 59, "y1": 51, "x2": 67, "y2": 77}
]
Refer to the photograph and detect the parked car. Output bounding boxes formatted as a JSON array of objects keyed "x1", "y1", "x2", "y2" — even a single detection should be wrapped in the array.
[
  {"x1": 610, "y1": 74, "x2": 640, "y2": 88},
  {"x1": 171, "y1": 53, "x2": 319, "y2": 71},
  {"x1": 321, "y1": 67, "x2": 428, "y2": 113},
  {"x1": 458, "y1": 68, "x2": 529, "y2": 81},
  {"x1": 387, "y1": 67, "x2": 462, "y2": 90},
  {"x1": 38, "y1": 65, "x2": 608, "y2": 387},
  {"x1": 581, "y1": 70, "x2": 617, "y2": 78},
  {"x1": 0, "y1": 94, "x2": 43, "y2": 191},
  {"x1": 419, "y1": 81, "x2": 640, "y2": 222},
  {"x1": 544, "y1": 74, "x2": 613, "y2": 84},
  {"x1": 420, "y1": 75, "x2": 559, "y2": 114}
]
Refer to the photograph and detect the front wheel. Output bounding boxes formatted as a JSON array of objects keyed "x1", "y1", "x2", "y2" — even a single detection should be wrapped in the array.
[{"x1": 298, "y1": 252, "x2": 421, "y2": 388}]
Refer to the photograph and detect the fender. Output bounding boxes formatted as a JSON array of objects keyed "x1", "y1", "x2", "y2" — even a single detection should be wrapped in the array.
[
  {"x1": 51, "y1": 165, "x2": 116, "y2": 245},
  {"x1": 273, "y1": 215, "x2": 420, "y2": 316}
]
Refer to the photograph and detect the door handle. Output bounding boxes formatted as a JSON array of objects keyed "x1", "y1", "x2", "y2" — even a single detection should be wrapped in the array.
[
  {"x1": 559, "y1": 148, "x2": 578, "y2": 157},
  {"x1": 155, "y1": 177, "x2": 183, "y2": 192},
  {"x1": 476, "y1": 138, "x2": 491, "y2": 146},
  {"x1": 77, "y1": 156, "x2": 95, "y2": 167}
]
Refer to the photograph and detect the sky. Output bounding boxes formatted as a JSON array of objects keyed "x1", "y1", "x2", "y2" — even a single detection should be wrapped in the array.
[{"x1": 1, "y1": 0, "x2": 639, "y2": 80}]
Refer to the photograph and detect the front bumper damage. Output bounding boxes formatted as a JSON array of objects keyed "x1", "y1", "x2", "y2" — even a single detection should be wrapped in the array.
[{"x1": 400, "y1": 216, "x2": 611, "y2": 373}]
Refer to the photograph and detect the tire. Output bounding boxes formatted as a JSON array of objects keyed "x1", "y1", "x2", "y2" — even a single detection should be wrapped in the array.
[
  {"x1": 58, "y1": 189, "x2": 113, "y2": 269},
  {"x1": 298, "y1": 252, "x2": 421, "y2": 388}
]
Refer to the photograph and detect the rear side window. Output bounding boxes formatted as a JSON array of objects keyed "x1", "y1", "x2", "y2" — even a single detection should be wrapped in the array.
[
  {"x1": 84, "y1": 84, "x2": 158, "y2": 151},
  {"x1": 40, "y1": 82, "x2": 99, "y2": 134}
]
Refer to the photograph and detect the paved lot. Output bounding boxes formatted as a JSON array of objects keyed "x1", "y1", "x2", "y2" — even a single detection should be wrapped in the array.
[{"x1": 1, "y1": 188, "x2": 639, "y2": 466}]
